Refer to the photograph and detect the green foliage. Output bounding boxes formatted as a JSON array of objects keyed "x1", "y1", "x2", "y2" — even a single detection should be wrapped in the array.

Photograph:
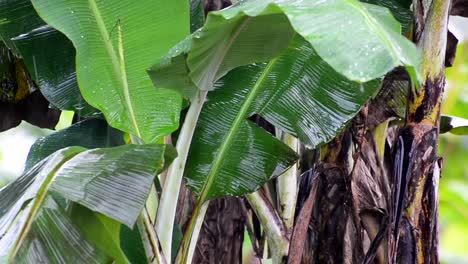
[
  {"x1": 31, "y1": 0, "x2": 190, "y2": 143},
  {"x1": 71, "y1": 205, "x2": 131, "y2": 263},
  {"x1": 26, "y1": 118, "x2": 124, "y2": 170},
  {"x1": 149, "y1": 0, "x2": 419, "y2": 101},
  {"x1": 185, "y1": 36, "x2": 382, "y2": 200},
  {"x1": 50, "y1": 144, "x2": 175, "y2": 226},
  {"x1": 0, "y1": 0, "x2": 430, "y2": 263},
  {"x1": 0, "y1": 144, "x2": 173, "y2": 261},
  {"x1": 0, "y1": 147, "x2": 87, "y2": 262},
  {"x1": 439, "y1": 41, "x2": 468, "y2": 262},
  {"x1": 360, "y1": 0, "x2": 413, "y2": 33}
]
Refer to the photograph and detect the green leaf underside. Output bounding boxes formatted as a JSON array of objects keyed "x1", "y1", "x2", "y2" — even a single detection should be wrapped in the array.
[
  {"x1": 26, "y1": 118, "x2": 125, "y2": 170},
  {"x1": 440, "y1": 115, "x2": 468, "y2": 135},
  {"x1": 149, "y1": 0, "x2": 419, "y2": 101},
  {"x1": 185, "y1": 36, "x2": 381, "y2": 200},
  {"x1": 0, "y1": 0, "x2": 96, "y2": 115},
  {"x1": 31, "y1": 0, "x2": 190, "y2": 143},
  {"x1": 0, "y1": 144, "x2": 173, "y2": 261}
]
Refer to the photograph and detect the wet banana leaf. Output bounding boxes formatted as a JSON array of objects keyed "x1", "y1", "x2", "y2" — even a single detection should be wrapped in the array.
[
  {"x1": 26, "y1": 118, "x2": 125, "y2": 170},
  {"x1": 149, "y1": 0, "x2": 419, "y2": 101},
  {"x1": 361, "y1": 0, "x2": 413, "y2": 33},
  {"x1": 0, "y1": 0, "x2": 96, "y2": 115},
  {"x1": 0, "y1": 147, "x2": 86, "y2": 262},
  {"x1": 0, "y1": 144, "x2": 175, "y2": 261},
  {"x1": 184, "y1": 36, "x2": 381, "y2": 200},
  {"x1": 31, "y1": 0, "x2": 190, "y2": 143},
  {"x1": 186, "y1": 106, "x2": 297, "y2": 200},
  {"x1": 49, "y1": 144, "x2": 176, "y2": 226},
  {"x1": 16, "y1": 197, "x2": 111, "y2": 264},
  {"x1": 11, "y1": 26, "x2": 98, "y2": 116},
  {"x1": 0, "y1": 0, "x2": 43, "y2": 49}
]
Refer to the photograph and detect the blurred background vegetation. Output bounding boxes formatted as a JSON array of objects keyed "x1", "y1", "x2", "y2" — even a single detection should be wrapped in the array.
[
  {"x1": 0, "y1": 18, "x2": 467, "y2": 264},
  {"x1": 438, "y1": 39, "x2": 468, "y2": 263}
]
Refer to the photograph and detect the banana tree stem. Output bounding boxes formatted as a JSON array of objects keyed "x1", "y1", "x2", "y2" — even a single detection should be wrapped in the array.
[
  {"x1": 129, "y1": 135, "x2": 166, "y2": 263},
  {"x1": 276, "y1": 131, "x2": 299, "y2": 233},
  {"x1": 246, "y1": 191, "x2": 289, "y2": 264},
  {"x1": 176, "y1": 200, "x2": 210, "y2": 264},
  {"x1": 156, "y1": 90, "x2": 208, "y2": 263},
  {"x1": 139, "y1": 210, "x2": 167, "y2": 264}
]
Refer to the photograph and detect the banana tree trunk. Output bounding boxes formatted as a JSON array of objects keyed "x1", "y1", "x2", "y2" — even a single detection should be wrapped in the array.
[
  {"x1": 192, "y1": 198, "x2": 245, "y2": 264},
  {"x1": 292, "y1": 1, "x2": 450, "y2": 263},
  {"x1": 394, "y1": 1, "x2": 450, "y2": 262}
]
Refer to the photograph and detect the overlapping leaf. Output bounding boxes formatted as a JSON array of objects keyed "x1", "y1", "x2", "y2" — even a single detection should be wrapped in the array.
[
  {"x1": 361, "y1": 0, "x2": 413, "y2": 33},
  {"x1": 70, "y1": 205, "x2": 130, "y2": 264},
  {"x1": 0, "y1": 147, "x2": 85, "y2": 262},
  {"x1": 184, "y1": 36, "x2": 381, "y2": 200},
  {"x1": 0, "y1": 144, "x2": 174, "y2": 261},
  {"x1": 50, "y1": 144, "x2": 175, "y2": 226},
  {"x1": 26, "y1": 118, "x2": 124, "y2": 170},
  {"x1": 11, "y1": 26, "x2": 98, "y2": 116},
  {"x1": 149, "y1": 0, "x2": 420, "y2": 101},
  {"x1": 16, "y1": 197, "x2": 111, "y2": 264},
  {"x1": 31, "y1": 0, "x2": 190, "y2": 143},
  {"x1": 0, "y1": 0, "x2": 96, "y2": 115}
]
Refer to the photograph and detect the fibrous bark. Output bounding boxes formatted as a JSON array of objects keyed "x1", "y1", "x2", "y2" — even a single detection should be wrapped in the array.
[{"x1": 192, "y1": 197, "x2": 245, "y2": 264}]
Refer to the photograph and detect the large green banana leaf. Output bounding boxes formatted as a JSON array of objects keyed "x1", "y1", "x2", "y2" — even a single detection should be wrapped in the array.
[
  {"x1": 149, "y1": 0, "x2": 420, "y2": 101},
  {"x1": 0, "y1": 144, "x2": 175, "y2": 261},
  {"x1": 49, "y1": 144, "x2": 175, "y2": 226},
  {"x1": 26, "y1": 118, "x2": 124, "y2": 170},
  {"x1": 0, "y1": 0, "x2": 96, "y2": 115},
  {"x1": 31, "y1": 0, "x2": 190, "y2": 143}
]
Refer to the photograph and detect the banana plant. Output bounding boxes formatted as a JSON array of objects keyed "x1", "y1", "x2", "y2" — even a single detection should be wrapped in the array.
[
  {"x1": 0, "y1": 0, "x2": 464, "y2": 263},
  {"x1": 148, "y1": 0, "x2": 419, "y2": 262}
]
